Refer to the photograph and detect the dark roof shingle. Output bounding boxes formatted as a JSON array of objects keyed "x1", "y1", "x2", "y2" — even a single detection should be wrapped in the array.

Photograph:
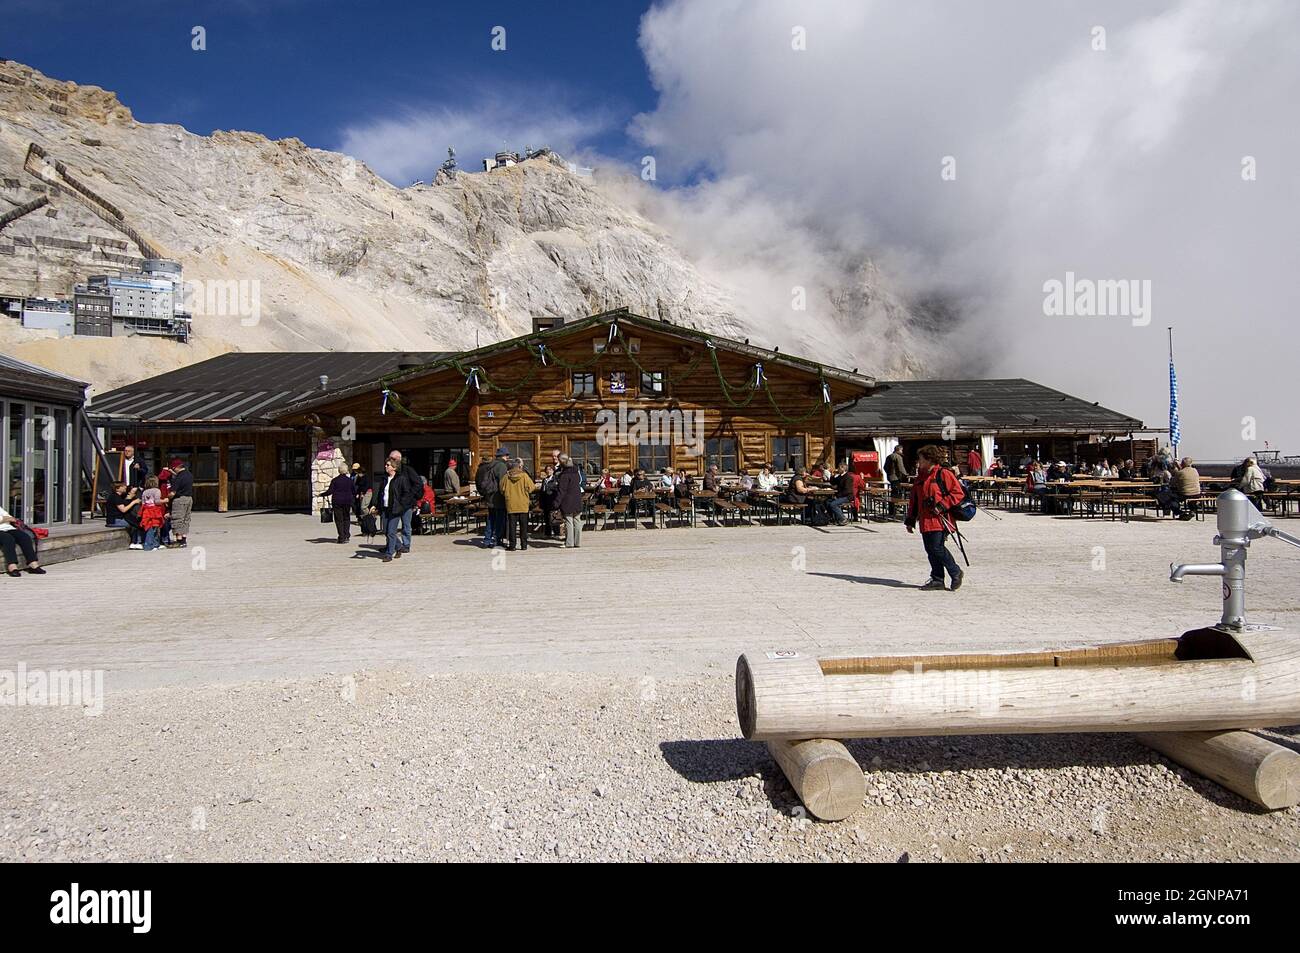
[
  {"x1": 835, "y1": 378, "x2": 1146, "y2": 435},
  {"x1": 87, "y1": 351, "x2": 452, "y2": 424}
]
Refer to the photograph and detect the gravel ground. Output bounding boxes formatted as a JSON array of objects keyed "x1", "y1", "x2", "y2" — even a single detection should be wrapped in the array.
[{"x1": 3, "y1": 671, "x2": 1296, "y2": 862}]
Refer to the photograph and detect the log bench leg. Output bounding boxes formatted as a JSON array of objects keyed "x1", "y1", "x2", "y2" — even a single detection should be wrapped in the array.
[
  {"x1": 767, "y1": 738, "x2": 867, "y2": 821},
  {"x1": 1136, "y1": 730, "x2": 1300, "y2": 810}
]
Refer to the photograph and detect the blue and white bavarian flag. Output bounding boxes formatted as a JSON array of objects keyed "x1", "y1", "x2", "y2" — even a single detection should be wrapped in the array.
[{"x1": 1168, "y1": 359, "x2": 1181, "y2": 454}]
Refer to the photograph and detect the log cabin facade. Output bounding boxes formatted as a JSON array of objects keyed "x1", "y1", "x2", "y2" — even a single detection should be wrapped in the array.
[
  {"x1": 89, "y1": 310, "x2": 877, "y2": 511},
  {"x1": 274, "y1": 310, "x2": 877, "y2": 510}
]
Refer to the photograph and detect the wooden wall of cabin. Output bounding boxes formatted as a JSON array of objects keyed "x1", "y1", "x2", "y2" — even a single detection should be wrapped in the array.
[
  {"x1": 460, "y1": 330, "x2": 843, "y2": 474},
  {"x1": 109, "y1": 427, "x2": 311, "y2": 510}
]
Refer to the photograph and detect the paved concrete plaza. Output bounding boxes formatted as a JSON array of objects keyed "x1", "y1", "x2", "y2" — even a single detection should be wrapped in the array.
[
  {"x1": 3, "y1": 510, "x2": 1299, "y2": 862},
  {"x1": 4, "y1": 509, "x2": 1298, "y2": 692}
]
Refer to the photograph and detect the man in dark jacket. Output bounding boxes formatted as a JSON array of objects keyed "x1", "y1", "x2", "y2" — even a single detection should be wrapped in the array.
[
  {"x1": 476, "y1": 449, "x2": 510, "y2": 547},
  {"x1": 167, "y1": 459, "x2": 195, "y2": 549},
  {"x1": 884, "y1": 446, "x2": 909, "y2": 518},
  {"x1": 122, "y1": 444, "x2": 149, "y2": 489},
  {"x1": 320, "y1": 463, "x2": 356, "y2": 543},
  {"x1": 386, "y1": 451, "x2": 424, "y2": 554},
  {"x1": 827, "y1": 462, "x2": 856, "y2": 525},
  {"x1": 556, "y1": 454, "x2": 583, "y2": 548}
]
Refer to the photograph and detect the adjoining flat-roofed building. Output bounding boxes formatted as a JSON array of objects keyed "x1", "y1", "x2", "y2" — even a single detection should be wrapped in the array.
[
  {"x1": 834, "y1": 378, "x2": 1158, "y2": 474},
  {"x1": 87, "y1": 350, "x2": 455, "y2": 510}
]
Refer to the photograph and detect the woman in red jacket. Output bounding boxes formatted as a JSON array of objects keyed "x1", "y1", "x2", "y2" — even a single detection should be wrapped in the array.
[{"x1": 905, "y1": 445, "x2": 966, "y2": 591}]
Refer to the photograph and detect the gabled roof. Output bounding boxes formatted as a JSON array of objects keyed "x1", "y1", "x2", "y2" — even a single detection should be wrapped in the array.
[
  {"x1": 271, "y1": 308, "x2": 878, "y2": 419},
  {"x1": 87, "y1": 351, "x2": 453, "y2": 425},
  {"x1": 835, "y1": 378, "x2": 1148, "y2": 436},
  {"x1": 0, "y1": 353, "x2": 88, "y2": 405}
]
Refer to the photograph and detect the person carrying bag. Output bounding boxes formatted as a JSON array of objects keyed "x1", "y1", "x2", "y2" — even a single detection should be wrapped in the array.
[{"x1": 904, "y1": 445, "x2": 967, "y2": 592}]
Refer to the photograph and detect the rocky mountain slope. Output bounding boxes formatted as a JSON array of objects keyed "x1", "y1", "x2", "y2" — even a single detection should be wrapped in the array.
[{"x1": 0, "y1": 60, "x2": 938, "y2": 395}]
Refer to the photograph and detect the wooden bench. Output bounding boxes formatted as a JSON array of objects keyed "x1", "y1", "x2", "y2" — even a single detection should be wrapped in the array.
[
  {"x1": 1109, "y1": 495, "x2": 1153, "y2": 523},
  {"x1": 713, "y1": 498, "x2": 738, "y2": 525},
  {"x1": 777, "y1": 501, "x2": 806, "y2": 525},
  {"x1": 654, "y1": 501, "x2": 687, "y2": 528},
  {"x1": 1072, "y1": 491, "x2": 1105, "y2": 518}
]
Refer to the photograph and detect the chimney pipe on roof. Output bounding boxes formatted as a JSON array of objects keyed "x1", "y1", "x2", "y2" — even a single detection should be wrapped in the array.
[{"x1": 319, "y1": 374, "x2": 329, "y2": 391}]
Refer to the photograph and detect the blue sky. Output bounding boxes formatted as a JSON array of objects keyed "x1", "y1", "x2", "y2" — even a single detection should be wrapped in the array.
[{"x1": 5, "y1": 0, "x2": 659, "y2": 179}]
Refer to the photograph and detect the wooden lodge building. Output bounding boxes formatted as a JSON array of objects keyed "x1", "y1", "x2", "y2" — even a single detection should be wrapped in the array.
[
  {"x1": 88, "y1": 310, "x2": 874, "y2": 511},
  {"x1": 86, "y1": 309, "x2": 1154, "y2": 512}
]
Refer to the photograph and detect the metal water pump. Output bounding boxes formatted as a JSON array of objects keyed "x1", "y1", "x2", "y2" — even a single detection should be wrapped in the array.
[{"x1": 1170, "y1": 489, "x2": 1300, "y2": 630}]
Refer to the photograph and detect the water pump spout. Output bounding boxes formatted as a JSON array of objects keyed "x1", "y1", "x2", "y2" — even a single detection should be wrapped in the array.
[{"x1": 1170, "y1": 562, "x2": 1225, "y2": 583}]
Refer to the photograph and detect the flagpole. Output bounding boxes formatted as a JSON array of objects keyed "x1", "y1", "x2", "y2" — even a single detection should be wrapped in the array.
[{"x1": 1168, "y1": 327, "x2": 1178, "y2": 459}]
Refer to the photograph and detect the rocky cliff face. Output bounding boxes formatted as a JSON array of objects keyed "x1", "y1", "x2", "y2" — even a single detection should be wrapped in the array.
[{"x1": 0, "y1": 61, "x2": 937, "y2": 395}]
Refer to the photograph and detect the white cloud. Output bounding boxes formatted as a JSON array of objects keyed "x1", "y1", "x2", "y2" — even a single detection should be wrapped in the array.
[{"x1": 630, "y1": 0, "x2": 1300, "y2": 458}]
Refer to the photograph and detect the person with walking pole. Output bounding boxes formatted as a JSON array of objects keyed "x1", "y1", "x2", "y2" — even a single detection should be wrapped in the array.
[{"x1": 904, "y1": 444, "x2": 966, "y2": 591}]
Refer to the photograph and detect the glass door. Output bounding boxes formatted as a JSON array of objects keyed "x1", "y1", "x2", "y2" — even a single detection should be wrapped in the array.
[
  {"x1": 32, "y1": 404, "x2": 49, "y2": 524},
  {"x1": 1, "y1": 400, "x2": 72, "y2": 524},
  {"x1": 6, "y1": 402, "x2": 23, "y2": 519}
]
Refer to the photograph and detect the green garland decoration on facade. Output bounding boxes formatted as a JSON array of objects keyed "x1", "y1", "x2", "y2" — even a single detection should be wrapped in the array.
[
  {"x1": 383, "y1": 375, "x2": 474, "y2": 422},
  {"x1": 705, "y1": 344, "x2": 761, "y2": 408},
  {"x1": 762, "y1": 375, "x2": 831, "y2": 424},
  {"x1": 371, "y1": 321, "x2": 833, "y2": 425}
]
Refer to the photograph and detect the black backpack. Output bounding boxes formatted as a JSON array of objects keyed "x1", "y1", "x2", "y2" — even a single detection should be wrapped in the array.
[{"x1": 476, "y1": 462, "x2": 499, "y2": 499}]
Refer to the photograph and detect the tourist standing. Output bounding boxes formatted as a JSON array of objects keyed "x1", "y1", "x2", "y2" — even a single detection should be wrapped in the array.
[
  {"x1": 386, "y1": 450, "x2": 423, "y2": 554},
  {"x1": 320, "y1": 463, "x2": 356, "y2": 543},
  {"x1": 166, "y1": 458, "x2": 194, "y2": 549},
  {"x1": 139, "y1": 477, "x2": 166, "y2": 551},
  {"x1": 905, "y1": 444, "x2": 966, "y2": 591},
  {"x1": 502, "y1": 458, "x2": 537, "y2": 551},
  {"x1": 0, "y1": 503, "x2": 45, "y2": 577},
  {"x1": 885, "y1": 445, "x2": 910, "y2": 518},
  {"x1": 369, "y1": 459, "x2": 405, "y2": 562},
  {"x1": 122, "y1": 444, "x2": 149, "y2": 489},
  {"x1": 557, "y1": 453, "x2": 583, "y2": 548},
  {"x1": 443, "y1": 458, "x2": 461, "y2": 496},
  {"x1": 966, "y1": 446, "x2": 983, "y2": 478},
  {"x1": 485, "y1": 448, "x2": 510, "y2": 547}
]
